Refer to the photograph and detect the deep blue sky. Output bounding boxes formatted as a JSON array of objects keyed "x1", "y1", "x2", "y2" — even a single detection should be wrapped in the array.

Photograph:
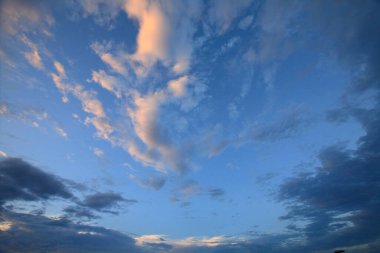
[{"x1": 1, "y1": 0, "x2": 380, "y2": 252}]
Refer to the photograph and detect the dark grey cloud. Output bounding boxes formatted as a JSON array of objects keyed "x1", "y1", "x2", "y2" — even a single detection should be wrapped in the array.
[
  {"x1": 278, "y1": 98, "x2": 380, "y2": 251},
  {"x1": 63, "y1": 206, "x2": 99, "y2": 220},
  {"x1": 207, "y1": 188, "x2": 225, "y2": 200},
  {"x1": 0, "y1": 157, "x2": 135, "y2": 221},
  {"x1": 0, "y1": 158, "x2": 73, "y2": 205},
  {"x1": 81, "y1": 192, "x2": 137, "y2": 211},
  {"x1": 0, "y1": 209, "x2": 143, "y2": 253}
]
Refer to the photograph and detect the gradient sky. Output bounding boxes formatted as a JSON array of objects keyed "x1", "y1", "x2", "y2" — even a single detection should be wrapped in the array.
[{"x1": 1, "y1": 0, "x2": 380, "y2": 252}]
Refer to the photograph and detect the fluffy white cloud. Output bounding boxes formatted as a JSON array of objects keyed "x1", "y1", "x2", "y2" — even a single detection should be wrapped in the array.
[{"x1": 123, "y1": 0, "x2": 203, "y2": 75}]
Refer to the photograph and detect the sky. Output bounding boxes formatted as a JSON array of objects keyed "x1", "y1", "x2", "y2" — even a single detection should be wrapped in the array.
[{"x1": 0, "y1": 0, "x2": 380, "y2": 252}]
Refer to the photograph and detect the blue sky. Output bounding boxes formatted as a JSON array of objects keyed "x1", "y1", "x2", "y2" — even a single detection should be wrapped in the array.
[{"x1": 1, "y1": 0, "x2": 380, "y2": 252}]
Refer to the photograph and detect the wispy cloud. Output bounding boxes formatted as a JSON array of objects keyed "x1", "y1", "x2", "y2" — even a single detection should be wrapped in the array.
[
  {"x1": 91, "y1": 69, "x2": 122, "y2": 98},
  {"x1": 50, "y1": 61, "x2": 114, "y2": 140}
]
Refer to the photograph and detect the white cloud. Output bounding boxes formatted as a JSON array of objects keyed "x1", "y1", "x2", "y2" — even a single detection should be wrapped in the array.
[
  {"x1": 72, "y1": 85, "x2": 106, "y2": 118},
  {"x1": 0, "y1": 103, "x2": 8, "y2": 115},
  {"x1": 24, "y1": 48, "x2": 44, "y2": 70},
  {"x1": 0, "y1": 150, "x2": 8, "y2": 158},
  {"x1": 91, "y1": 69, "x2": 122, "y2": 98},
  {"x1": 54, "y1": 61, "x2": 66, "y2": 77},
  {"x1": 50, "y1": 61, "x2": 114, "y2": 141},
  {"x1": 93, "y1": 147, "x2": 104, "y2": 158},
  {"x1": 0, "y1": 221, "x2": 12, "y2": 231},
  {"x1": 54, "y1": 126, "x2": 68, "y2": 139},
  {"x1": 123, "y1": 0, "x2": 203, "y2": 74},
  {"x1": 135, "y1": 234, "x2": 228, "y2": 248},
  {"x1": 85, "y1": 117, "x2": 113, "y2": 140},
  {"x1": 91, "y1": 42, "x2": 128, "y2": 75},
  {"x1": 168, "y1": 76, "x2": 189, "y2": 97}
]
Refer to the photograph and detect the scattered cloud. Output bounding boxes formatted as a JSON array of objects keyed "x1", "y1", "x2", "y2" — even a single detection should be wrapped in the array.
[
  {"x1": 129, "y1": 174, "x2": 166, "y2": 191},
  {"x1": 91, "y1": 43, "x2": 129, "y2": 75},
  {"x1": 93, "y1": 147, "x2": 104, "y2": 158},
  {"x1": 171, "y1": 180, "x2": 225, "y2": 204},
  {"x1": 91, "y1": 69, "x2": 122, "y2": 98},
  {"x1": 207, "y1": 188, "x2": 225, "y2": 201},
  {"x1": 24, "y1": 47, "x2": 44, "y2": 70},
  {"x1": 0, "y1": 102, "x2": 68, "y2": 139},
  {"x1": 54, "y1": 126, "x2": 68, "y2": 139},
  {"x1": 0, "y1": 150, "x2": 8, "y2": 158},
  {"x1": 50, "y1": 61, "x2": 114, "y2": 140}
]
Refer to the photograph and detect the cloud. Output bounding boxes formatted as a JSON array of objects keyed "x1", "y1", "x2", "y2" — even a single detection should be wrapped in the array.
[
  {"x1": 0, "y1": 150, "x2": 7, "y2": 158},
  {"x1": 238, "y1": 15, "x2": 254, "y2": 30},
  {"x1": 123, "y1": 0, "x2": 203, "y2": 74},
  {"x1": 207, "y1": 0, "x2": 251, "y2": 33},
  {"x1": 0, "y1": 209, "x2": 142, "y2": 253},
  {"x1": 74, "y1": 0, "x2": 123, "y2": 27},
  {"x1": 168, "y1": 75, "x2": 189, "y2": 97},
  {"x1": 171, "y1": 180, "x2": 225, "y2": 205},
  {"x1": 245, "y1": 107, "x2": 310, "y2": 142},
  {"x1": 0, "y1": 155, "x2": 136, "y2": 221},
  {"x1": 0, "y1": 0, "x2": 54, "y2": 36},
  {"x1": 72, "y1": 85, "x2": 106, "y2": 118},
  {"x1": 24, "y1": 47, "x2": 44, "y2": 70},
  {"x1": 81, "y1": 192, "x2": 137, "y2": 211},
  {"x1": 277, "y1": 96, "x2": 380, "y2": 251},
  {"x1": 54, "y1": 61, "x2": 66, "y2": 77},
  {"x1": 129, "y1": 174, "x2": 166, "y2": 191},
  {"x1": 0, "y1": 101, "x2": 68, "y2": 139},
  {"x1": 51, "y1": 61, "x2": 107, "y2": 119},
  {"x1": 54, "y1": 126, "x2": 68, "y2": 139},
  {"x1": 91, "y1": 43, "x2": 129, "y2": 75},
  {"x1": 0, "y1": 158, "x2": 73, "y2": 205},
  {"x1": 93, "y1": 147, "x2": 104, "y2": 158},
  {"x1": 50, "y1": 61, "x2": 114, "y2": 140},
  {"x1": 126, "y1": 89, "x2": 195, "y2": 173},
  {"x1": 91, "y1": 69, "x2": 122, "y2": 98},
  {"x1": 208, "y1": 107, "x2": 310, "y2": 157},
  {"x1": 63, "y1": 206, "x2": 99, "y2": 220},
  {"x1": 207, "y1": 188, "x2": 225, "y2": 201}
]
